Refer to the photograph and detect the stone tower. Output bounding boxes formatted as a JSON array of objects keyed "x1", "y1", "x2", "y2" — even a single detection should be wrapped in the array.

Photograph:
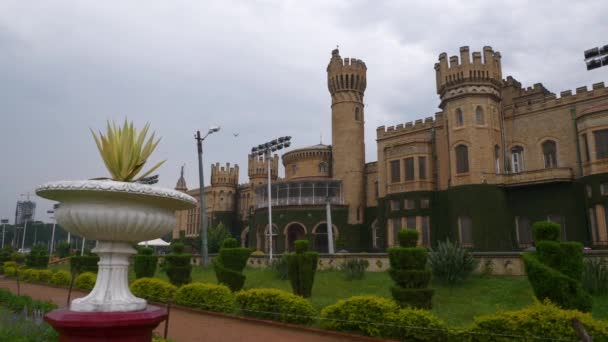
[
  {"x1": 247, "y1": 154, "x2": 279, "y2": 186},
  {"x1": 327, "y1": 48, "x2": 367, "y2": 224},
  {"x1": 174, "y1": 165, "x2": 188, "y2": 192},
  {"x1": 434, "y1": 46, "x2": 503, "y2": 186},
  {"x1": 210, "y1": 162, "x2": 239, "y2": 212}
]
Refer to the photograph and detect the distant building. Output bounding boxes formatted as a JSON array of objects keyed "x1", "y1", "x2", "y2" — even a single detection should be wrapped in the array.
[
  {"x1": 173, "y1": 46, "x2": 608, "y2": 252},
  {"x1": 15, "y1": 200, "x2": 36, "y2": 225}
]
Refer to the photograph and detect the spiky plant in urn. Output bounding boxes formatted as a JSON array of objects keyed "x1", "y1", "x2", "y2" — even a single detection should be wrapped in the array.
[{"x1": 36, "y1": 121, "x2": 196, "y2": 312}]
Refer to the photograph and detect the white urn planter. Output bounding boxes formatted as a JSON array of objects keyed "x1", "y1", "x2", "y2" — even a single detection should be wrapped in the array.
[{"x1": 36, "y1": 180, "x2": 196, "y2": 312}]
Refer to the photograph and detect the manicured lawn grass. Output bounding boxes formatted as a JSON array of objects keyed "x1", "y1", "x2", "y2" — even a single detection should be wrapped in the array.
[{"x1": 51, "y1": 263, "x2": 608, "y2": 327}]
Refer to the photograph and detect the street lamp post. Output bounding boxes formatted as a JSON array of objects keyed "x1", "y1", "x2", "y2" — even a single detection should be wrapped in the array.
[
  {"x1": 47, "y1": 204, "x2": 58, "y2": 255},
  {"x1": 195, "y1": 126, "x2": 221, "y2": 268},
  {"x1": 251, "y1": 136, "x2": 291, "y2": 261},
  {"x1": 21, "y1": 218, "x2": 29, "y2": 251},
  {"x1": 0, "y1": 219, "x2": 8, "y2": 249}
]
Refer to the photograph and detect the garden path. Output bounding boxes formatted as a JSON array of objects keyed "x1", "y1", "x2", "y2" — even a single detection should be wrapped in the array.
[{"x1": 0, "y1": 277, "x2": 376, "y2": 342}]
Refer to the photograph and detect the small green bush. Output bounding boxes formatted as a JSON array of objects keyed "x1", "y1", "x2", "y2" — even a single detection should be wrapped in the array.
[
  {"x1": 340, "y1": 258, "x2": 369, "y2": 280},
  {"x1": 25, "y1": 243, "x2": 49, "y2": 269},
  {"x1": 388, "y1": 247, "x2": 428, "y2": 270},
  {"x1": 0, "y1": 246, "x2": 13, "y2": 264},
  {"x1": 383, "y1": 308, "x2": 448, "y2": 341},
  {"x1": 428, "y1": 239, "x2": 476, "y2": 286},
  {"x1": 3, "y1": 266, "x2": 16, "y2": 277},
  {"x1": 37, "y1": 269, "x2": 53, "y2": 283},
  {"x1": 286, "y1": 240, "x2": 318, "y2": 298},
  {"x1": 55, "y1": 241, "x2": 71, "y2": 258},
  {"x1": 165, "y1": 243, "x2": 192, "y2": 286},
  {"x1": 11, "y1": 252, "x2": 25, "y2": 264},
  {"x1": 236, "y1": 288, "x2": 316, "y2": 325},
  {"x1": 468, "y1": 300, "x2": 608, "y2": 341},
  {"x1": 398, "y1": 229, "x2": 419, "y2": 247},
  {"x1": 74, "y1": 272, "x2": 97, "y2": 291},
  {"x1": 320, "y1": 295, "x2": 399, "y2": 337},
  {"x1": 70, "y1": 255, "x2": 99, "y2": 274},
  {"x1": 251, "y1": 250, "x2": 264, "y2": 256},
  {"x1": 3, "y1": 261, "x2": 17, "y2": 269},
  {"x1": 173, "y1": 283, "x2": 235, "y2": 313},
  {"x1": 583, "y1": 258, "x2": 608, "y2": 295},
  {"x1": 51, "y1": 270, "x2": 71, "y2": 286},
  {"x1": 208, "y1": 223, "x2": 232, "y2": 254},
  {"x1": 22, "y1": 269, "x2": 40, "y2": 282},
  {"x1": 134, "y1": 247, "x2": 158, "y2": 279},
  {"x1": 532, "y1": 221, "x2": 560, "y2": 241},
  {"x1": 130, "y1": 278, "x2": 177, "y2": 303},
  {"x1": 213, "y1": 238, "x2": 252, "y2": 292},
  {"x1": 270, "y1": 255, "x2": 289, "y2": 280}
]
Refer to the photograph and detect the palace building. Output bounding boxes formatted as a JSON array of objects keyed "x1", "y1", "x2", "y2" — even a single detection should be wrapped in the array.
[{"x1": 173, "y1": 46, "x2": 608, "y2": 253}]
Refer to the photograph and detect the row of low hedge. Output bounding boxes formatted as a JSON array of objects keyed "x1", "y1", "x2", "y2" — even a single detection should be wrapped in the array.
[
  {"x1": 0, "y1": 288, "x2": 57, "y2": 313},
  {"x1": 2, "y1": 263, "x2": 95, "y2": 290}
]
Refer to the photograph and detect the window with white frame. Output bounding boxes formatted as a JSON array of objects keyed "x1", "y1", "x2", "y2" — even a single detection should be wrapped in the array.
[
  {"x1": 404, "y1": 199, "x2": 415, "y2": 210},
  {"x1": 542, "y1": 140, "x2": 558, "y2": 168},
  {"x1": 475, "y1": 106, "x2": 485, "y2": 125},
  {"x1": 390, "y1": 200, "x2": 400, "y2": 211},
  {"x1": 511, "y1": 146, "x2": 524, "y2": 173},
  {"x1": 420, "y1": 198, "x2": 430, "y2": 209}
]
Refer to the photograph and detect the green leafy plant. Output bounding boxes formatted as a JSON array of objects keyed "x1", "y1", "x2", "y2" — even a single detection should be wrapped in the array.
[
  {"x1": 90, "y1": 120, "x2": 165, "y2": 182},
  {"x1": 25, "y1": 243, "x2": 49, "y2": 269},
  {"x1": 130, "y1": 278, "x2": 177, "y2": 303},
  {"x1": 340, "y1": 258, "x2": 369, "y2": 280},
  {"x1": 165, "y1": 242, "x2": 192, "y2": 286},
  {"x1": 286, "y1": 240, "x2": 318, "y2": 298},
  {"x1": 70, "y1": 255, "x2": 99, "y2": 275},
  {"x1": 213, "y1": 238, "x2": 252, "y2": 291},
  {"x1": 582, "y1": 258, "x2": 608, "y2": 295},
  {"x1": 74, "y1": 272, "x2": 97, "y2": 291},
  {"x1": 388, "y1": 229, "x2": 434, "y2": 309},
  {"x1": 55, "y1": 241, "x2": 71, "y2": 258},
  {"x1": 428, "y1": 239, "x2": 477, "y2": 286},
  {"x1": 270, "y1": 255, "x2": 289, "y2": 280},
  {"x1": 173, "y1": 283, "x2": 235, "y2": 313},
  {"x1": 320, "y1": 295, "x2": 399, "y2": 337},
  {"x1": 51, "y1": 270, "x2": 71, "y2": 286},
  {"x1": 236, "y1": 288, "x2": 316, "y2": 325},
  {"x1": 208, "y1": 223, "x2": 232, "y2": 254},
  {"x1": 134, "y1": 247, "x2": 158, "y2": 279}
]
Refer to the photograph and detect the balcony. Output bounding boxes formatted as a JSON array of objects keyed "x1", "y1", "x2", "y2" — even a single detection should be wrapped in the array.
[
  {"x1": 255, "y1": 180, "x2": 344, "y2": 209},
  {"x1": 488, "y1": 167, "x2": 574, "y2": 187},
  {"x1": 387, "y1": 180, "x2": 435, "y2": 194}
]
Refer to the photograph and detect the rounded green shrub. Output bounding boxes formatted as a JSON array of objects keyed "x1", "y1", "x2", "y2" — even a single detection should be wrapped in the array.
[
  {"x1": 37, "y1": 270, "x2": 53, "y2": 283},
  {"x1": 165, "y1": 243, "x2": 192, "y2": 286},
  {"x1": 320, "y1": 295, "x2": 399, "y2": 337},
  {"x1": 251, "y1": 250, "x2": 264, "y2": 256},
  {"x1": 3, "y1": 261, "x2": 17, "y2": 269},
  {"x1": 134, "y1": 247, "x2": 158, "y2": 279},
  {"x1": 173, "y1": 283, "x2": 235, "y2": 313},
  {"x1": 55, "y1": 241, "x2": 71, "y2": 258},
  {"x1": 130, "y1": 278, "x2": 177, "y2": 303},
  {"x1": 398, "y1": 229, "x2": 419, "y2": 247},
  {"x1": 286, "y1": 240, "x2": 318, "y2": 298},
  {"x1": 236, "y1": 288, "x2": 316, "y2": 325},
  {"x1": 469, "y1": 300, "x2": 608, "y2": 340},
  {"x1": 74, "y1": 272, "x2": 97, "y2": 291},
  {"x1": 25, "y1": 244, "x2": 49, "y2": 269},
  {"x1": 532, "y1": 221, "x2": 560, "y2": 242},
  {"x1": 23, "y1": 269, "x2": 40, "y2": 282},
  {"x1": 50, "y1": 270, "x2": 71, "y2": 287},
  {"x1": 383, "y1": 308, "x2": 448, "y2": 341},
  {"x1": 11, "y1": 252, "x2": 25, "y2": 264},
  {"x1": 3, "y1": 266, "x2": 16, "y2": 277}
]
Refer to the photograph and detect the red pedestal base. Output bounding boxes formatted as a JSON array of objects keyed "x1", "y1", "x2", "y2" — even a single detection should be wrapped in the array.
[{"x1": 44, "y1": 306, "x2": 167, "y2": 342}]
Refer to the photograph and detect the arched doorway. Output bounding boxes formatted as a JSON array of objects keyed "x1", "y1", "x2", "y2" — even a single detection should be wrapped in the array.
[
  {"x1": 284, "y1": 222, "x2": 307, "y2": 252},
  {"x1": 312, "y1": 222, "x2": 339, "y2": 253}
]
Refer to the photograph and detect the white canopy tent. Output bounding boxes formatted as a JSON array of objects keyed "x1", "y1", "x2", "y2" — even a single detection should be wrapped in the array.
[{"x1": 137, "y1": 238, "x2": 170, "y2": 247}]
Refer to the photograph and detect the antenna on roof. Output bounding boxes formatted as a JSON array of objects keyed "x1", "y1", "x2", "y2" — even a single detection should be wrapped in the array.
[{"x1": 320, "y1": 132, "x2": 323, "y2": 145}]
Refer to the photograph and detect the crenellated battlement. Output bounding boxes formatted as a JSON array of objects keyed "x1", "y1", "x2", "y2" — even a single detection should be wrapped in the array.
[
  {"x1": 435, "y1": 46, "x2": 502, "y2": 97},
  {"x1": 327, "y1": 48, "x2": 367, "y2": 95},
  {"x1": 376, "y1": 114, "x2": 439, "y2": 139},
  {"x1": 247, "y1": 153, "x2": 279, "y2": 181},
  {"x1": 210, "y1": 162, "x2": 239, "y2": 187},
  {"x1": 505, "y1": 81, "x2": 608, "y2": 116}
]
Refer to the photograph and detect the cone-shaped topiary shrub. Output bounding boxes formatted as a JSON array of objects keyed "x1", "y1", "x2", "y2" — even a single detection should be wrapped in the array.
[
  {"x1": 213, "y1": 238, "x2": 252, "y2": 292},
  {"x1": 286, "y1": 240, "x2": 318, "y2": 298},
  {"x1": 165, "y1": 242, "x2": 192, "y2": 286},
  {"x1": 388, "y1": 229, "x2": 433, "y2": 309},
  {"x1": 523, "y1": 221, "x2": 592, "y2": 312},
  {"x1": 134, "y1": 246, "x2": 158, "y2": 279}
]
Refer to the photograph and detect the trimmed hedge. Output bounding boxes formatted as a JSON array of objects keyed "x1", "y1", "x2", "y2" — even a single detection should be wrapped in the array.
[
  {"x1": 165, "y1": 243, "x2": 192, "y2": 286},
  {"x1": 51, "y1": 270, "x2": 71, "y2": 286},
  {"x1": 37, "y1": 270, "x2": 53, "y2": 283},
  {"x1": 320, "y1": 295, "x2": 399, "y2": 337},
  {"x1": 383, "y1": 308, "x2": 448, "y2": 341},
  {"x1": 468, "y1": 301, "x2": 608, "y2": 341},
  {"x1": 25, "y1": 243, "x2": 49, "y2": 269},
  {"x1": 134, "y1": 247, "x2": 158, "y2": 279},
  {"x1": 173, "y1": 283, "x2": 235, "y2": 313},
  {"x1": 286, "y1": 240, "x2": 318, "y2": 298},
  {"x1": 130, "y1": 278, "x2": 177, "y2": 303},
  {"x1": 74, "y1": 272, "x2": 97, "y2": 291},
  {"x1": 523, "y1": 221, "x2": 591, "y2": 312},
  {"x1": 3, "y1": 266, "x2": 16, "y2": 277},
  {"x1": 388, "y1": 229, "x2": 433, "y2": 309},
  {"x1": 236, "y1": 288, "x2": 316, "y2": 325},
  {"x1": 213, "y1": 238, "x2": 252, "y2": 292},
  {"x1": 70, "y1": 255, "x2": 99, "y2": 274}
]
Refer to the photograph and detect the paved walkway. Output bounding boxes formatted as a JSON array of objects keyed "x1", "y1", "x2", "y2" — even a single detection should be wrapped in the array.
[{"x1": 0, "y1": 277, "x2": 376, "y2": 342}]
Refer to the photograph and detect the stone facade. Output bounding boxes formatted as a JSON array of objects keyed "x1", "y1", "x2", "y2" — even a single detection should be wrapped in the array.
[{"x1": 173, "y1": 46, "x2": 608, "y2": 252}]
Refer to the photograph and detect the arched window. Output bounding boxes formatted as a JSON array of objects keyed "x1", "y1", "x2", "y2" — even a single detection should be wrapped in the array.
[
  {"x1": 494, "y1": 145, "x2": 501, "y2": 174},
  {"x1": 458, "y1": 216, "x2": 473, "y2": 247},
  {"x1": 455, "y1": 144, "x2": 469, "y2": 173},
  {"x1": 511, "y1": 146, "x2": 524, "y2": 173},
  {"x1": 475, "y1": 106, "x2": 485, "y2": 125},
  {"x1": 355, "y1": 107, "x2": 361, "y2": 121},
  {"x1": 542, "y1": 140, "x2": 557, "y2": 168},
  {"x1": 455, "y1": 109, "x2": 464, "y2": 127},
  {"x1": 319, "y1": 162, "x2": 328, "y2": 173}
]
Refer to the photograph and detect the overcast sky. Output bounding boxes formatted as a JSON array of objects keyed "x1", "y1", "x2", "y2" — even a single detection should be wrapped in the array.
[{"x1": 1, "y1": 0, "x2": 607, "y2": 223}]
